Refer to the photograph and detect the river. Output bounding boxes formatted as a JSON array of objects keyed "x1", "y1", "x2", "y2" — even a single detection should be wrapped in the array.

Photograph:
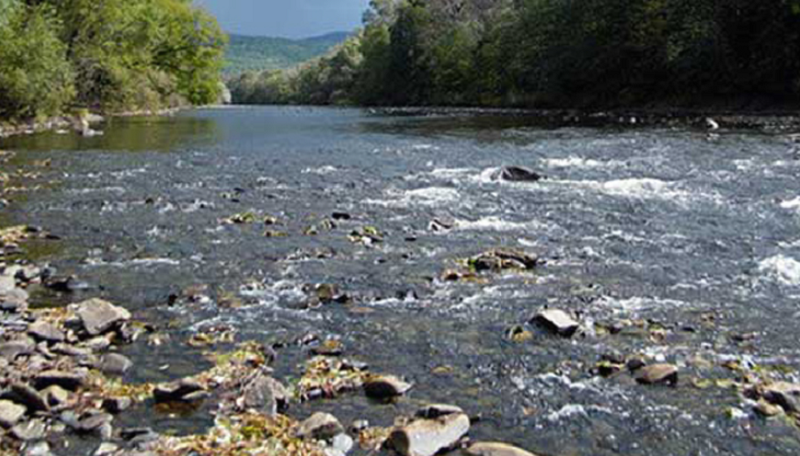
[{"x1": 2, "y1": 106, "x2": 800, "y2": 455}]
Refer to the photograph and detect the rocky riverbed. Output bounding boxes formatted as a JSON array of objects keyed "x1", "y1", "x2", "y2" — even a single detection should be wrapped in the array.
[{"x1": 2, "y1": 106, "x2": 800, "y2": 455}]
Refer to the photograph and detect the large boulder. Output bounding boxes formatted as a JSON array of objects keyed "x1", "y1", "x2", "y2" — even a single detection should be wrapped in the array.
[
  {"x1": 387, "y1": 412, "x2": 470, "y2": 456},
  {"x1": 492, "y1": 166, "x2": 543, "y2": 183},
  {"x1": 75, "y1": 299, "x2": 131, "y2": 336}
]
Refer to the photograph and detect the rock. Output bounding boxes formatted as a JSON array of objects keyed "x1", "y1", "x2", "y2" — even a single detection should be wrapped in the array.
[
  {"x1": 464, "y1": 442, "x2": 539, "y2": 456},
  {"x1": 2, "y1": 384, "x2": 48, "y2": 412},
  {"x1": 45, "y1": 276, "x2": 91, "y2": 292},
  {"x1": 364, "y1": 375, "x2": 413, "y2": 399},
  {"x1": 120, "y1": 427, "x2": 160, "y2": 445},
  {"x1": 635, "y1": 364, "x2": 679, "y2": 386},
  {"x1": 153, "y1": 378, "x2": 204, "y2": 403},
  {"x1": 492, "y1": 166, "x2": 543, "y2": 182},
  {"x1": 103, "y1": 397, "x2": 132, "y2": 414},
  {"x1": 296, "y1": 412, "x2": 344, "y2": 441},
  {"x1": 95, "y1": 443, "x2": 119, "y2": 456},
  {"x1": 33, "y1": 370, "x2": 86, "y2": 391},
  {"x1": 429, "y1": 218, "x2": 454, "y2": 232},
  {"x1": 387, "y1": 412, "x2": 470, "y2": 456},
  {"x1": 328, "y1": 433, "x2": 354, "y2": 455},
  {"x1": 240, "y1": 372, "x2": 288, "y2": 415},
  {"x1": 416, "y1": 404, "x2": 464, "y2": 419},
  {"x1": 28, "y1": 321, "x2": 65, "y2": 343},
  {"x1": 626, "y1": 357, "x2": 646, "y2": 372},
  {"x1": 11, "y1": 419, "x2": 46, "y2": 441},
  {"x1": 75, "y1": 298, "x2": 131, "y2": 336},
  {"x1": 23, "y1": 441, "x2": 53, "y2": 456},
  {"x1": 350, "y1": 419, "x2": 369, "y2": 433},
  {"x1": 532, "y1": 309, "x2": 580, "y2": 337},
  {"x1": 96, "y1": 353, "x2": 133, "y2": 376},
  {"x1": 0, "y1": 275, "x2": 14, "y2": 294},
  {"x1": 332, "y1": 212, "x2": 352, "y2": 221},
  {"x1": 76, "y1": 412, "x2": 113, "y2": 433},
  {"x1": 471, "y1": 249, "x2": 539, "y2": 272},
  {"x1": 0, "y1": 339, "x2": 35, "y2": 360},
  {"x1": 0, "y1": 399, "x2": 26, "y2": 428},
  {"x1": 42, "y1": 385, "x2": 70, "y2": 408},
  {"x1": 754, "y1": 400, "x2": 784, "y2": 417},
  {"x1": 763, "y1": 382, "x2": 800, "y2": 413}
]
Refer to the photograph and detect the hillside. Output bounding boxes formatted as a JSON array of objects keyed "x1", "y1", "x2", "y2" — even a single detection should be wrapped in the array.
[{"x1": 224, "y1": 32, "x2": 350, "y2": 75}]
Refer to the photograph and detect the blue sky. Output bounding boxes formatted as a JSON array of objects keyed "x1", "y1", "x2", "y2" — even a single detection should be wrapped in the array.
[{"x1": 197, "y1": 0, "x2": 370, "y2": 38}]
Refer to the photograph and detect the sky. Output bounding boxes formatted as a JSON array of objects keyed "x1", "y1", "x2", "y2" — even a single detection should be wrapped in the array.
[{"x1": 197, "y1": 0, "x2": 371, "y2": 39}]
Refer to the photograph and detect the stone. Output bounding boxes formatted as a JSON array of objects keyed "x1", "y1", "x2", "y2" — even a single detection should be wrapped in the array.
[
  {"x1": 0, "y1": 339, "x2": 35, "y2": 360},
  {"x1": 23, "y1": 441, "x2": 53, "y2": 456},
  {"x1": 95, "y1": 443, "x2": 119, "y2": 456},
  {"x1": 364, "y1": 375, "x2": 413, "y2": 399},
  {"x1": 387, "y1": 413, "x2": 470, "y2": 456},
  {"x1": 11, "y1": 419, "x2": 46, "y2": 441},
  {"x1": 416, "y1": 404, "x2": 464, "y2": 419},
  {"x1": 754, "y1": 400, "x2": 784, "y2": 417},
  {"x1": 635, "y1": 364, "x2": 679, "y2": 386},
  {"x1": 464, "y1": 442, "x2": 539, "y2": 456},
  {"x1": 120, "y1": 427, "x2": 160, "y2": 445},
  {"x1": 532, "y1": 309, "x2": 580, "y2": 337},
  {"x1": 296, "y1": 412, "x2": 344, "y2": 441},
  {"x1": 763, "y1": 382, "x2": 800, "y2": 414},
  {"x1": 28, "y1": 321, "x2": 65, "y2": 343},
  {"x1": 471, "y1": 249, "x2": 539, "y2": 272},
  {"x1": 328, "y1": 433, "x2": 354, "y2": 455},
  {"x1": 33, "y1": 370, "x2": 86, "y2": 391},
  {"x1": 2, "y1": 384, "x2": 48, "y2": 412},
  {"x1": 240, "y1": 372, "x2": 288, "y2": 415},
  {"x1": 0, "y1": 275, "x2": 14, "y2": 294},
  {"x1": 103, "y1": 397, "x2": 132, "y2": 414},
  {"x1": 153, "y1": 378, "x2": 204, "y2": 403},
  {"x1": 76, "y1": 412, "x2": 113, "y2": 433},
  {"x1": 96, "y1": 353, "x2": 133, "y2": 376},
  {"x1": 75, "y1": 298, "x2": 131, "y2": 336},
  {"x1": 42, "y1": 385, "x2": 70, "y2": 408},
  {"x1": 492, "y1": 166, "x2": 543, "y2": 182},
  {"x1": 0, "y1": 399, "x2": 26, "y2": 428}
]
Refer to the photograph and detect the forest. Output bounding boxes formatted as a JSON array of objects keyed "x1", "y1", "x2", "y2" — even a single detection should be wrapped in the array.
[
  {"x1": 224, "y1": 32, "x2": 350, "y2": 75},
  {"x1": 229, "y1": 0, "x2": 800, "y2": 109},
  {"x1": 0, "y1": 0, "x2": 226, "y2": 121}
]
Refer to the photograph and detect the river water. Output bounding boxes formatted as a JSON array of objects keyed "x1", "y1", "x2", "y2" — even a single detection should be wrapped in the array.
[{"x1": 2, "y1": 106, "x2": 800, "y2": 455}]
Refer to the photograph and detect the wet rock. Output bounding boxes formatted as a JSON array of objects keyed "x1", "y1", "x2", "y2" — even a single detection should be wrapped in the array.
[
  {"x1": 429, "y1": 218, "x2": 454, "y2": 232},
  {"x1": 0, "y1": 399, "x2": 26, "y2": 428},
  {"x1": 332, "y1": 212, "x2": 352, "y2": 221},
  {"x1": 0, "y1": 339, "x2": 35, "y2": 360},
  {"x1": 471, "y1": 249, "x2": 539, "y2": 272},
  {"x1": 96, "y1": 353, "x2": 133, "y2": 376},
  {"x1": 240, "y1": 372, "x2": 288, "y2": 415},
  {"x1": 532, "y1": 309, "x2": 580, "y2": 337},
  {"x1": 153, "y1": 378, "x2": 205, "y2": 403},
  {"x1": 416, "y1": 404, "x2": 464, "y2": 419},
  {"x1": 42, "y1": 385, "x2": 70, "y2": 408},
  {"x1": 492, "y1": 166, "x2": 543, "y2": 182},
  {"x1": 626, "y1": 357, "x2": 646, "y2": 372},
  {"x1": 386, "y1": 412, "x2": 470, "y2": 456},
  {"x1": 762, "y1": 382, "x2": 800, "y2": 413},
  {"x1": 11, "y1": 419, "x2": 46, "y2": 441},
  {"x1": 33, "y1": 370, "x2": 86, "y2": 391},
  {"x1": 28, "y1": 321, "x2": 65, "y2": 343},
  {"x1": 464, "y1": 442, "x2": 539, "y2": 456},
  {"x1": 76, "y1": 298, "x2": 131, "y2": 336},
  {"x1": 296, "y1": 412, "x2": 344, "y2": 440},
  {"x1": 635, "y1": 364, "x2": 679, "y2": 386},
  {"x1": 364, "y1": 375, "x2": 413, "y2": 399},
  {"x1": 45, "y1": 276, "x2": 91, "y2": 292},
  {"x1": 103, "y1": 396, "x2": 132, "y2": 414},
  {"x1": 2, "y1": 384, "x2": 48, "y2": 412}
]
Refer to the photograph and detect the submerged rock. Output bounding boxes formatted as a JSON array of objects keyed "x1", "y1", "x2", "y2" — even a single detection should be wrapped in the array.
[
  {"x1": 532, "y1": 309, "x2": 580, "y2": 337},
  {"x1": 364, "y1": 375, "x2": 412, "y2": 399},
  {"x1": 635, "y1": 364, "x2": 679, "y2": 386},
  {"x1": 387, "y1": 412, "x2": 470, "y2": 456},
  {"x1": 464, "y1": 442, "x2": 539, "y2": 456},
  {"x1": 75, "y1": 299, "x2": 131, "y2": 336},
  {"x1": 492, "y1": 166, "x2": 543, "y2": 182}
]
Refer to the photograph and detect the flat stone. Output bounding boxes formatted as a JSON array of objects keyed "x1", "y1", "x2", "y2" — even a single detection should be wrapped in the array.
[
  {"x1": 96, "y1": 353, "x2": 133, "y2": 376},
  {"x1": 0, "y1": 399, "x2": 26, "y2": 428},
  {"x1": 0, "y1": 339, "x2": 35, "y2": 360},
  {"x1": 75, "y1": 299, "x2": 131, "y2": 336},
  {"x1": 2, "y1": 383, "x2": 48, "y2": 412},
  {"x1": 28, "y1": 321, "x2": 65, "y2": 343},
  {"x1": 387, "y1": 413, "x2": 470, "y2": 456},
  {"x1": 153, "y1": 378, "x2": 204, "y2": 403},
  {"x1": 11, "y1": 419, "x2": 46, "y2": 441},
  {"x1": 364, "y1": 375, "x2": 412, "y2": 399},
  {"x1": 532, "y1": 309, "x2": 580, "y2": 337},
  {"x1": 464, "y1": 442, "x2": 539, "y2": 456},
  {"x1": 296, "y1": 412, "x2": 344, "y2": 441},
  {"x1": 416, "y1": 404, "x2": 464, "y2": 419},
  {"x1": 635, "y1": 364, "x2": 679, "y2": 386},
  {"x1": 763, "y1": 382, "x2": 800, "y2": 413},
  {"x1": 33, "y1": 370, "x2": 86, "y2": 391}
]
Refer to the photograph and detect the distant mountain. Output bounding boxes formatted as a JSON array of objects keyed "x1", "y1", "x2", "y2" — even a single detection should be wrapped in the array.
[{"x1": 224, "y1": 32, "x2": 351, "y2": 75}]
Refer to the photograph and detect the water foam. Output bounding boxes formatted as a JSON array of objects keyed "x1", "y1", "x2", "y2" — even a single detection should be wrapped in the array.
[
  {"x1": 759, "y1": 255, "x2": 800, "y2": 286},
  {"x1": 780, "y1": 197, "x2": 800, "y2": 214},
  {"x1": 364, "y1": 187, "x2": 461, "y2": 208}
]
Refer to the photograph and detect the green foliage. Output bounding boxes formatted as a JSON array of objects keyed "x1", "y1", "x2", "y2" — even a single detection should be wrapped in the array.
[
  {"x1": 0, "y1": 0, "x2": 226, "y2": 120},
  {"x1": 229, "y1": 0, "x2": 800, "y2": 109},
  {"x1": 224, "y1": 32, "x2": 350, "y2": 74}
]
